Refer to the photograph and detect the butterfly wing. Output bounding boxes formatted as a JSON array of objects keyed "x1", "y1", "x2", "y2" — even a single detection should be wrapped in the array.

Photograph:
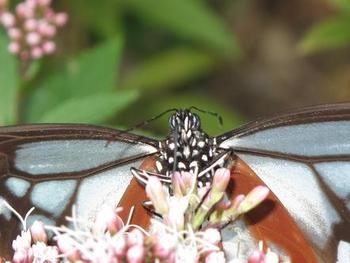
[
  {"x1": 217, "y1": 103, "x2": 350, "y2": 262},
  {"x1": 0, "y1": 124, "x2": 158, "y2": 257}
]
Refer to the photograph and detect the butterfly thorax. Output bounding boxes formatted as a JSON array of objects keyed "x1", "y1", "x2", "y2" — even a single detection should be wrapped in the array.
[{"x1": 156, "y1": 110, "x2": 220, "y2": 186}]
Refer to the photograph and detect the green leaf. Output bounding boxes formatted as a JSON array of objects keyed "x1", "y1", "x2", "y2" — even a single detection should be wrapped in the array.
[
  {"x1": 39, "y1": 90, "x2": 138, "y2": 123},
  {"x1": 69, "y1": 0, "x2": 122, "y2": 37},
  {"x1": 330, "y1": 0, "x2": 350, "y2": 13},
  {"x1": 298, "y1": 16, "x2": 350, "y2": 54},
  {"x1": 120, "y1": 47, "x2": 216, "y2": 91},
  {"x1": 0, "y1": 33, "x2": 18, "y2": 125},
  {"x1": 124, "y1": 0, "x2": 240, "y2": 56},
  {"x1": 24, "y1": 36, "x2": 123, "y2": 122}
]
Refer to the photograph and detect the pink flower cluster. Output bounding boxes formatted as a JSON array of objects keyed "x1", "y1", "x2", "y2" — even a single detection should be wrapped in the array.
[
  {"x1": 11, "y1": 221, "x2": 59, "y2": 263},
  {"x1": 248, "y1": 241, "x2": 279, "y2": 263},
  {"x1": 0, "y1": 0, "x2": 67, "y2": 60},
  {"x1": 50, "y1": 206, "x2": 223, "y2": 263},
  {"x1": 4, "y1": 167, "x2": 272, "y2": 262}
]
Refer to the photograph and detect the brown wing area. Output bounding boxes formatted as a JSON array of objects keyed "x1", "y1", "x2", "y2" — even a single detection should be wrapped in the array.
[
  {"x1": 230, "y1": 157, "x2": 318, "y2": 262},
  {"x1": 0, "y1": 124, "x2": 158, "y2": 259}
]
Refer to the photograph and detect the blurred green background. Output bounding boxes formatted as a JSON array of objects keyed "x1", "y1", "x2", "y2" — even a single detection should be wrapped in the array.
[{"x1": 1, "y1": 0, "x2": 350, "y2": 137}]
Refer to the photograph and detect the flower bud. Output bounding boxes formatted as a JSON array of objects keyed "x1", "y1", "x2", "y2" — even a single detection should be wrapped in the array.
[
  {"x1": 38, "y1": 22, "x2": 56, "y2": 37},
  {"x1": 12, "y1": 248, "x2": 33, "y2": 263},
  {"x1": 181, "y1": 171, "x2": 195, "y2": 192},
  {"x1": 57, "y1": 234, "x2": 80, "y2": 261},
  {"x1": 231, "y1": 194, "x2": 245, "y2": 210},
  {"x1": 12, "y1": 231, "x2": 32, "y2": 251},
  {"x1": 26, "y1": 32, "x2": 41, "y2": 46},
  {"x1": 146, "y1": 176, "x2": 169, "y2": 215},
  {"x1": 153, "y1": 235, "x2": 176, "y2": 259},
  {"x1": 238, "y1": 186, "x2": 269, "y2": 214},
  {"x1": 113, "y1": 236, "x2": 127, "y2": 257},
  {"x1": 248, "y1": 250, "x2": 265, "y2": 263},
  {"x1": 127, "y1": 229, "x2": 144, "y2": 247},
  {"x1": 31, "y1": 47, "x2": 43, "y2": 59},
  {"x1": 37, "y1": 0, "x2": 52, "y2": 7},
  {"x1": 172, "y1": 171, "x2": 185, "y2": 197},
  {"x1": 24, "y1": 19, "x2": 37, "y2": 31},
  {"x1": 8, "y1": 42, "x2": 20, "y2": 54},
  {"x1": 205, "y1": 251, "x2": 225, "y2": 263},
  {"x1": 212, "y1": 168, "x2": 230, "y2": 193},
  {"x1": 30, "y1": 220, "x2": 47, "y2": 244},
  {"x1": 0, "y1": 12, "x2": 15, "y2": 27},
  {"x1": 8, "y1": 27, "x2": 21, "y2": 40},
  {"x1": 126, "y1": 245, "x2": 144, "y2": 263},
  {"x1": 94, "y1": 206, "x2": 123, "y2": 235},
  {"x1": 265, "y1": 250, "x2": 279, "y2": 263},
  {"x1": 42, "y1": 41, "x2": 55, "y2": 54},
  {"x1": 16, "y1": 3, "x2": 33, "y2": 18},
  {"x1": 54, "y1": 13, "x2": 68, "y2": 26}
]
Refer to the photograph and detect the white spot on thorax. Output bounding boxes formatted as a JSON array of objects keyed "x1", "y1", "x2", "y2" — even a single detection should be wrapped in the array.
[{"x1": 184, "y1": 146, "x2": 190, "y2": 158}]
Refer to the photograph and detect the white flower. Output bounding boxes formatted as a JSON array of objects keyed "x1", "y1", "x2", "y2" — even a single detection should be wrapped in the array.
[
  {"x1": 165, "y1": 196, "x2": 189, "y2": 230},
  {"x1": 31, "y1": 242, "x2": 59, "y2": 262},
  {"x1": 12, "y1": 230, "x2": 32, "y2": 251},
  {"x1": 205, "y1": 251, "x2": 226, "y2": 263}
]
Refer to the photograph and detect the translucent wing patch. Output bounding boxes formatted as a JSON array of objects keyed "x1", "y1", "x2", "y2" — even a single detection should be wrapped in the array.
[
  {"x1": 220, "y1": 121, "x2": 350, "y2": 157},
  {"x1": 15, "y1": 139, "x2": 155, "y2": 175}
]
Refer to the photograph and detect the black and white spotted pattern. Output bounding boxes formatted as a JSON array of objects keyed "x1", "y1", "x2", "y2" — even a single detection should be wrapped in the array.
[{"x1": 155, "y1": 109, "x2": 223, "y2": 187}]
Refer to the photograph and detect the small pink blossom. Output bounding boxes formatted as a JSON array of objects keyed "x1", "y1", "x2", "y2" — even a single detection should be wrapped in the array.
[
  {"x1": 42, "y1": 41, "x2": 55, "y2": 54},
  {"x1": 153, "y1": 235, "x2": 176, "y2": 259},
  {"x1": 37, "y1": 0, "x2": 51, "y2": 7},
  {"x1": 12, "y1": 230, "x2": 32, "y2": 251},
  {"x1": 127, "y1": 245, "x2": 144, "y2": 263},
  {"x1": 146, "y1": 176, "x2": 169, "y2": 215},
  {"x1": 112, "y1": 236, "x2": 127, "y2": 257},
  {"x1": 8, "y1": 42, "x2": 20, "y2": 54},
  {"x1": 127, "y1": 229, "x2": 144, "y2": 247},
  {"x1": 94, "y1": 206, "x2": 123, "y2": 235},
  {"x1": 30, "y1": 220, "x2": 47, "y2": 244},
  {"x1": 8, "y1": 27, "x2": 21, "y2": 40},
  {"x1": 12, "y1": 248, "x2": 33, "y2": 263},
  {"x1": 0, "y1": 0, "x2": 67, "y2": 60},
  {"x1": 31, "y1": 242, "x2": 59, "y2": 263},
  {"x1": 37, "y1": 21, "x2": 56, "y2": 37},
  {"x1": 212, "y1": 168, "x2": 230, "y2": 193},
  {"x1": 0, "y1": 12, "x2": 15, "y2": 27},
  {"x1": 31, "y1": 47, "x2": 43, "y2": 58},
  {"x1": 205, "y1": 251, "x2": 226, "y2": 263},
  {"x1": 238, "y1": 186, "x2": 270, "y2": 214},
  {"x1": 56, "y1": 234, "x2": 80, "y2": 261},
  {"x1": 26, "y1": 32, "x2": 41, "y2": 45},
  {"x1": 54, "y1": 13, "x2": 68, "y2": 26},
  {"x1": 24, "y1": 18, "x2": 37, "y2": 31}
]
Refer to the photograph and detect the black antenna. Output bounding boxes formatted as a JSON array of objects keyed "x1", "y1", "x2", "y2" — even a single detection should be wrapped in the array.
[
  {"x1": 122, "y1": 108, "x2": 177, "y2": 133},
  {"x1": 189, "y1": 106, "x2": 223, "y2": 126},
  {"x1": 105, "y1": 108, "x2": 177, "y2": 147}
]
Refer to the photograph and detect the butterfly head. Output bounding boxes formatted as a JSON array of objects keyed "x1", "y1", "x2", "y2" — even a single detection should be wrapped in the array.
[{"x1": 168, "y1": 109, "x2": 201, "y2": 134}]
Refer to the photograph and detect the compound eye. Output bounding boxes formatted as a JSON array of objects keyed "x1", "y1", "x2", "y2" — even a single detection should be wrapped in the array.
[
  {"x1": 168, "y1": 115, "x2": 176, "y2": 130},
  {"x1": 192, "y1": 115, "x2": 200, "y2": 129}
]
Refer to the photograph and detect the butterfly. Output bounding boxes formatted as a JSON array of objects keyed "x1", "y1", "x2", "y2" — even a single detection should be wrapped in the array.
[{"x1": 0, "y1": 103, "x2": 349, "y2": 262}]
